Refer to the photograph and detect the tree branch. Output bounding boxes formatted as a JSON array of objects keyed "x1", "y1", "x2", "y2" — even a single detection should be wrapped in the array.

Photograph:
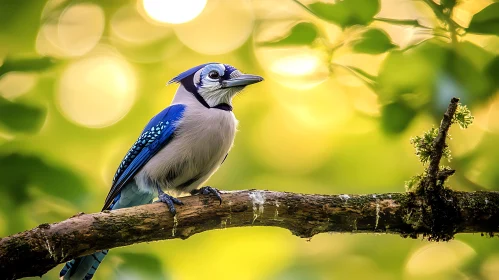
[
  {"x1": 425, "y1": 97, "x2": 459, "y2": 191},
  {"x1": 0, "y1": 98, "x2": 494, "y2": 279},
  {"x1": 1, "y1": 189, "x2": 499, "y2": 279}
]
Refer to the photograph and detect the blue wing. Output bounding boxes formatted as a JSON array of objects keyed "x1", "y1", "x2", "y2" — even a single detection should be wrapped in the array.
[{"x1": 102, "y1": 104, "x2": 186, "y2": 210}]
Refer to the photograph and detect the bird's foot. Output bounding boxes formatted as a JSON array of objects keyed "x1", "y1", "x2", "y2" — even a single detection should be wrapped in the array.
[
  {"x1": 190, "y1": 186, "x2": 222, "y2": 205},
  {"x1": 157, "y1": 193, "x2": 184, "y2": 215}
]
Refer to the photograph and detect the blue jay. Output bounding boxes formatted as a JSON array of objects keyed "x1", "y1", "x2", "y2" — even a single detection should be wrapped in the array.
[{"x1": 59, "y1": 63, "x2": 263, "y2": 280}]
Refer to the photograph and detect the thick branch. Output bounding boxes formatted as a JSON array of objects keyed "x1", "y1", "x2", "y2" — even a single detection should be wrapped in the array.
[{"x1": 1, "y1": 189, "x2": 499, "y2": 279}]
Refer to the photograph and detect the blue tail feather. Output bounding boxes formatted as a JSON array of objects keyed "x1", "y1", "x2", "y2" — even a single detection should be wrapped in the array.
[
  {"x1": 60, "y1": 251, "x2": 107, "y2": 280},
  {"x1": 60, "y1": 182, "x2": 154, "y2": 279}
]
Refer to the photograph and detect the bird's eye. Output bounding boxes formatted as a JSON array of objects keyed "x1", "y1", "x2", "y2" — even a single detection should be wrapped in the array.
[{"x1": 208, "y1": 70, "x2": 220, "y2": 79}]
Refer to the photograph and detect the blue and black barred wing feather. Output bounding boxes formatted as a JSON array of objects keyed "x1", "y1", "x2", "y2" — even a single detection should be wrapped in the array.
[{"x1": 102, "y1": 104, "x2": 186, "y2": 211}]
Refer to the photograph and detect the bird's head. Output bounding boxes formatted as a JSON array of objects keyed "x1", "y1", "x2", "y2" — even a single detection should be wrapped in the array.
[{"x1": 168, "y1": 63, "x2": 263, "y2": 110}]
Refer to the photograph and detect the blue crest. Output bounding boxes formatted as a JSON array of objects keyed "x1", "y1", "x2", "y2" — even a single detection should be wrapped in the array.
[
  {"x1": 167, "y1": 63, "x2": 239, "y2": 84},
  {"x1": 167, "y1": 63, "x2": 213, "y2": 84}
]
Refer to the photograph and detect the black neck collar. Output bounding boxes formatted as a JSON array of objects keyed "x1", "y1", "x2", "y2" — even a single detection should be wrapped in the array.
[
  {"x1": 212, "y1": 103, "x2": 233, "y2": 111},
  {"x1": 182, "y1": 80, "x2": 233, "y2": 112}
]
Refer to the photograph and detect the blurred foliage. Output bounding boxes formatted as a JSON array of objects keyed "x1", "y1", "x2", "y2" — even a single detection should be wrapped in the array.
[
  {"x1": 350, "y1": 28, "x2": 397, "y2": 55},
  {"x1": 259, "y1": 22, "x2": 318, "y2": 47},
  {"x1": 467, "y1": 2, "x2": 499, "y2": 36},
  {"x1": 305, "y1": 0, "x2": 379, "y2": 27},
  {"x1": 0, "y1": 153, "x2": 86, "y2": 233},
  {"x1": 114, "y1": 253, "x2": 168, "y2": 280},
  {"x1": 1, "y1": 0, "x2": 498, "y2": 279},
  {"x1": 0, "y1": 97, "x2": 46, "y2": 133},
  {"x1": 0, "y1": 56, "x2": 58, "y2": 77}
]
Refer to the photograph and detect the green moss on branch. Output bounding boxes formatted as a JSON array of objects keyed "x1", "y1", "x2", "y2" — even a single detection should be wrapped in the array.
[{"x1": 1, "y1": 189, "x2": 499, "y2": 279}]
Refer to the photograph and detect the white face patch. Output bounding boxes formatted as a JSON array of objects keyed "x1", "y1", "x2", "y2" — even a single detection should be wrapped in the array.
[{"x1": 193, "y1": 64, "x2": 246, "y2": 107}]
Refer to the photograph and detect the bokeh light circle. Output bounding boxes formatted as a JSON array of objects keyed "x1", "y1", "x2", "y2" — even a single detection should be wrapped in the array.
[
  {"x1": 111, "y1": 5, "x2": 172, "y2": 44},
  {"x1": 0, "y1": 72, "x2": 37, "y2": 100},
  {"x1": 37, "y1": 2, "x2": 104, "y2": 57},
  {"x1": 254, "y1": 22, "x2": 329, "y2": 90},
  {"x1": 172, "y1": 0, "x2": 254, "y2": 55},
  {"x1": 141, "y1": 0, "x2": 207, "y2": 24},
  {"x1": 58, "y1": 4, "x2": 105, "y2": 56},
  {"x1": 405, "y1": 240, "x2": 475, "y2": 276},
  {"x1": 57, "y1": 54, "x2": 136, "y2": 128},
  {"x1": 261, "y1": 49, "x2": 329, "y2": 90}
]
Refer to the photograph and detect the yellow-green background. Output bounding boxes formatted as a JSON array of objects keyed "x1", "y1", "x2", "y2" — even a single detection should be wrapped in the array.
[{"x1": 0, "y1": 0, "x2": 498, "y2": 279}]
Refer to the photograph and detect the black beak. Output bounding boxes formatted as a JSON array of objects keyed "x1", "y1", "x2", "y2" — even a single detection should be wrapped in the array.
[{"x1": 221, "y1": 74, "x2": 264, "y2": 88}]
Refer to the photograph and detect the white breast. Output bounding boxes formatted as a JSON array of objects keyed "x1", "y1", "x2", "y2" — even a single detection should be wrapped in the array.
[{"x1": 134, "y1": 87, "x2": 238, "y2": 195}]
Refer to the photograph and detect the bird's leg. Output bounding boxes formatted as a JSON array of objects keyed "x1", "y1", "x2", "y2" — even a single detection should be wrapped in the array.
[
  {"x1": 190, "y1": 186, "x2": 222, "y2": 205},
  {"x1": 156, "y1": 185, "x2": 183, "y2": 215}
]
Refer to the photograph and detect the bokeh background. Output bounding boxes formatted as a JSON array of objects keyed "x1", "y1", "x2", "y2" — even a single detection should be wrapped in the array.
[{"x1": 0, "y1": 0, "x2": 498, "y2": 279}]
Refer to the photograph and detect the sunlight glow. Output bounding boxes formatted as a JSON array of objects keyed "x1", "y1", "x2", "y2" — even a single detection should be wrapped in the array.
[
  {"x1": 0, "y1": 72, "x2": 37, "y2": 100},
  {"x1": 141, "y1": 0, "x2": 207, "y2": 24},
  {"x1": 36, "y1": 2, "x2": 104, "y2": 57},
  {"x1": 172, "y1": 0, "x2": 254, "y2": 55},
  {"x1": 57, "y1": 54, "x2": 136, "y2": 128},
  {"x1": 259, "y1": 49, "x2": 329, "y2": 90},
  {"x1": 270, "y1": 54, "x2": 321, "y2": 77},
  {"x1": 405, "y1": 240, "x2": 475, "y2": 276},
  {"x1": 111, "y1": 5, "x2": 172, "y2": 44},
  {"x1": 481, "y1": 254, "x2": 499, "y2": 280}
]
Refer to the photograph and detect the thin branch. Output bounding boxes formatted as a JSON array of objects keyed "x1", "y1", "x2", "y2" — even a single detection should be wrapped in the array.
[
  {"x1": 373, "y1": 17, "x2": 430, "y2": 29},
  {"x1": 420, "y1": 0, "x2": 461, "y2": 46},
  {"x1": 1, "y1": 189, "x2": 499, "y2": 279},
  {"x1": 0, "y1": 99, "x2": 492, "y2": 280},
  {"x1": 426, "y1": 97, "x2": 459, "y2": 191},
  {"x1": 290, "y1": 0, "x2": 318, "y2": 17},
  {"x1": 330, "y1": 63, "x2": 377, "y2": 90}
]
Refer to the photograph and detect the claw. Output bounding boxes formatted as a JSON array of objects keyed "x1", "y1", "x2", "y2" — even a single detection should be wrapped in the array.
[
  {"x1": 157, "y1": 193, "x2": 183, "y2": 215},
  {"x1": 191, "y1": 186, "x2": 222, "y2": 205}
]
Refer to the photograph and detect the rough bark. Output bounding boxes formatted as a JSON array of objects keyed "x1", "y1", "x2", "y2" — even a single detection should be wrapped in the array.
[
  {"x1": 426, "y1": 97, "x2": 459, "y2": 190},
  {"x1": 1, "y1": 98, "x2": 495, "y2": 279},
  {"x1": 1, "y1": 190, "x2": 499, "y2": 279}
]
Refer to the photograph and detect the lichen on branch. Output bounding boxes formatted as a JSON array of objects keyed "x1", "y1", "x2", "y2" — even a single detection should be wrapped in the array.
[
  {"x1": 408, "y1": 97, "x2": 473, "y2": 193},
  {"x1": 410, "y1": 127, "x2": 451, "y2": 164},
  {"x1": 1, "y1": 190, "x2": 499, "y2": 279},
  {"x1": 452, "y1": 104, "x2": 474, "y2": 129},
  {"x1": 0, "y1": 98, "x2": 494, "y2": 280},
  {"x1": 404, "y1": 97, "x2": 479, "y2": 241}
]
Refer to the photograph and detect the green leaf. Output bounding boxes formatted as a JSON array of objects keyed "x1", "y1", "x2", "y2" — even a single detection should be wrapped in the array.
[
  {"x1": 260, "y1": 22, "x2": 318, "y2": 46},
  {"x1": 377, "y1": 40, "x2": 494, "y2": 107},
  {"x1": 115, "y1": 253, "x2": 168, "y2": 280},
  {"x1": 381, "y1": 100, "x2": 417, "y2": 134},
  {"x1": 351, "y1": 28, "x2": 396, "y2": 54},
  {"x1": 0, "y1": 56, "x2": 58, "y2": 77},
  {"x1": 308, "y1": 0, "x2": 380, "y2": 28},
  {"x1": 441, "y1": 0, "x2": 457, "y2": 10},
  {"x1": 0, "y1": 97, "x2": 46, "y2": 133},
  {"x1": 467, "y1": 2, "x2": 499, "y2": 35},
  {"x1": 443, "y1": 48, "x2": 493, "y2": 104},
  {"x1": 0, "y1": 153, "x2": 87, "y2": 204},
  {"x1": 456, "y1": 41, "x2": 495, "y2": 70},
  {"x1": 377, "y1": 46, "x2": 440, "y2": 104},
  {"x1": 485, "y1": 56, "x2": 499, "y2": 90},
  {"x1": 0, "y1": 153, "x2": 86, "y2": 233}
]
